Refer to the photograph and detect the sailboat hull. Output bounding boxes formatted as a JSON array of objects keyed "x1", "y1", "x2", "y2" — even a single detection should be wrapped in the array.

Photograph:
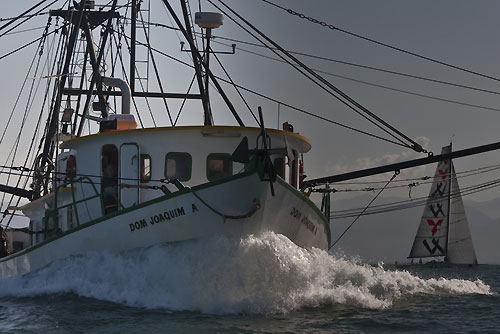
[{"x1": 0, "y1": 171, "x2": 329, "y2": 278}]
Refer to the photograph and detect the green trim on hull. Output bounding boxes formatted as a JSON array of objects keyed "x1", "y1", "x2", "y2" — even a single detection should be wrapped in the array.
[
  {"x1": 275, "y1": 177, "x2": 331, "y2": 247},
  {"x1": 0, "y1": 168, "x2": 330, "y2": 265}
]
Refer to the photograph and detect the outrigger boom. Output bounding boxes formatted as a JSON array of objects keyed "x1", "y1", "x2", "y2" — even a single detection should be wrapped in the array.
[
  {"x1": 304, "y1": 140, "x2": 500, "y2": 188},
  {"x1": 2, "y1": 140, "x2": 500, "y2": 199}
]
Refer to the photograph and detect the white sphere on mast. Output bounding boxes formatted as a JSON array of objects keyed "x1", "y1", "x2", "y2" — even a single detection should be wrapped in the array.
[{"x1": 195, "y1": 12, "x2": 224, "y2": 29}]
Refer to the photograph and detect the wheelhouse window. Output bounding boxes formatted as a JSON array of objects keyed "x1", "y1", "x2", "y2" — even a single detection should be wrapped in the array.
[
  {"x1": 165, "y1": 152, "x2": 192, "y2": 181},
  {"x1": 207, "y1": 153, "x2": 232, "y2": 181},
  {"x1": 140, "y1": 154, "x2": 151, "y2": 182}
]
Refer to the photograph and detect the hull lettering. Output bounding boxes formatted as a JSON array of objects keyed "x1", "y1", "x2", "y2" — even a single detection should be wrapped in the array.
[
  {"x1": 129, "y1": 205, "x2": 192, "y2": 232},
  {"x1": 290, "y1": 207, "x2": 318, "y2": 235}
]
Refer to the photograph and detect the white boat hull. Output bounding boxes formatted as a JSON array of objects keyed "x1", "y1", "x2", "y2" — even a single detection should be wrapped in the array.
[{"x1": 0, "y1": 171, "x2": 329, "y2": 278}]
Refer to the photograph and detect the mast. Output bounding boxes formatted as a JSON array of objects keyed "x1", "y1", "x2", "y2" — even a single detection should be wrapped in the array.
[
  {"x1": 76, "y1": 0, "x2": 119, "y2": 136},
  {"x1": 179, "y1": 0, "x2": 211, "y2": 125},
  {"x1": 162, "y1": 0, "x2": 243, "y2": 126},
  {"x1": 444, "y1": 142, "x2": 452, "y2": 263},
  {"x1": 36, "y1": 1, "x2": 86, "y2": 198},
  {"x1": 30, "y1": 0, "x2": 247, "y2": 199}
]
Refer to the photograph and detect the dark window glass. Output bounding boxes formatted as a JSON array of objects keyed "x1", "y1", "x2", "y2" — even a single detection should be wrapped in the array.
[
  {"x1": 165, "y1": 153, "x2": 192, "y2": 182},
  {"x1": 102, "y1": 144, "x2": 119, "y2": 214},
  {"x1": 207, "y1": 154, "x2": 232, "y2": 181},
  {"x1": 12, "y1": 241, "x2": 24, "y2": 253},
  {"x1": 274, "y1": 157, "x2": 285, "y2": 179}
]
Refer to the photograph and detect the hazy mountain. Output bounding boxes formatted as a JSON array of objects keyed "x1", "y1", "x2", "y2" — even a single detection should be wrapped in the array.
[{"x1": 467, "y1": 197, "x2": 500, "y2": 220}]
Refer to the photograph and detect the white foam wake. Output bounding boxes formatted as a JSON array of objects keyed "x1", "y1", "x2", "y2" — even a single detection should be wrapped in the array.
[{"x1": 0, "y1": 232, "x2": 490, "y2": 314}]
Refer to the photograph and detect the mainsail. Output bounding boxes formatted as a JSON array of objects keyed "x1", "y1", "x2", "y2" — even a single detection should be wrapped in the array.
[
  {"x1": 408, "y1": 144, "x2": 477, "y2": 264},
  {"x1": 446, "y1": 163, "x2": 477, "y2": 264}
]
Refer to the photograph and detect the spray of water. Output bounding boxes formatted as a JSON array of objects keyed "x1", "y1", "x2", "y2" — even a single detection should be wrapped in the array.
[{"x1": 0, "y1": 232, "x2": 490, "y2": 314}]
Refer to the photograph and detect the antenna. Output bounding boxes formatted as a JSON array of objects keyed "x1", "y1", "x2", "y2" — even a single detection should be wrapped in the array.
[{"x1": 195, "y1": 12, "x2": 224, "y2": 125}]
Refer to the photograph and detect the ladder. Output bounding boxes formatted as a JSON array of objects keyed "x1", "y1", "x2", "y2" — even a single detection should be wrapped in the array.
[{"x1": 133, "y1": 0, "x2": 151, "y2": 91}]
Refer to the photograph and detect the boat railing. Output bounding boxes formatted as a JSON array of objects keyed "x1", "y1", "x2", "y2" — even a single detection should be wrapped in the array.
[{"x1": 44, "y1": 176, "x2": 124, "y2": 235}]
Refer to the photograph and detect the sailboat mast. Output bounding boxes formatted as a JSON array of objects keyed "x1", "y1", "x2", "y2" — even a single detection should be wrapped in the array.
[{"x1": 444, "y1": 142, "x2": 453, "y2": 262}]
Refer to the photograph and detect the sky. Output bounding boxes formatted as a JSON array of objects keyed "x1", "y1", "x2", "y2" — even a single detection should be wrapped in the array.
[{"x1": 1, "y1": 1, "x2": 500, "y2": 256}]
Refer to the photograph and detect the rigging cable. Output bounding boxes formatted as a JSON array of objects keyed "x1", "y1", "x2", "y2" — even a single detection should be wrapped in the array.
[
  {"x1": 0, "y1": 13, "x2": 50, "y2": 23},
  {"x1": 138, "y1": 9, "x2": 174, "y2": 126},
  {"x1": 161, "y1": 1, "x2": 215, "y2": 125},
  {"x1": 217, "y1": 77, "x2": 407, "y2": 147},
  {"x1": 328, "y1": 171, "x2": 399, "y2": 250},
  {"x1": 116, "y1": 27, "x2": 498, "y2": 145},
  {"x1": 211, "y1": 48, "x2": 260, "y2": 125},
  {"x1": 331, "y1": 178, "x2": 500, "y2": 219},
  {"x1": 145, "y1": 20, "x2": 500, "y2": 98},
  {"x1": 0, "y1": 0, "x2": 51, "y2": 32},
  {"x1": 210, "y1": 0, "x2": 411, "y2": 147},
  {"x1": 0, "y1": 21, "x2": 52, "y2": 147},
  {"x1": 329, "y1": 162, "x2": 500, "y2": 186},
  {"x1": 0, "y1": 157, "x2": 498, "y2": 194},
  {"x1": 105, "y1": 28, "x2": 460, "y2": 148},
  {"x1": 112, "y1": 24, "x2": 144, "y2": 127},
  {"x1": 212, "y1": 40, "x2": 500, "y2": 113},
  {"x1": 210, "y1": 0, "x2": 426, "y2": 153},
  {"x1": 115, "y1": 18, "x2": 152, "y2": 127},
  {"x1": 0, "y1": 30, "x2": 56, "y2": 61},
  {"x1": 158, "y1": 3, "x2": 199, "y2": 126},
  {"x1": 260, "y1": 0, "x2": 500, "y2": 84},
  {"x1": 0, "y1": 23, "x2": 53, "y2": 224},
  {"x1": 2, "y1": 26, "x2": 46, "y2": 37},
  {"x1": 173, "y1": 73, "x2": 197, "y2": 126},
  {"x1": 317, "y1": 164, "x2": 500, "y2": 193},
  {"x1": 112, "y1": 28, "x2": 406, "y2": 147},
  {"x1": 109, "y1": 23, "x2": 120, "y2": 112},
  {"x1": 325, "y1": 166, "x2": 500, "y2": 217},
  {"x1": 27, "y1": 23, "x2": 62, "y2": 177},
  {"x1": 0, "y1": 0, "x2": 61, "y2": 40}
]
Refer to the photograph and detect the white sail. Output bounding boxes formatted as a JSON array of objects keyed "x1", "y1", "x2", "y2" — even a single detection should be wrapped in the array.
[
  {"x1": 408, "y1": 145, "x2": 451, "y2": 259},
  {"x1": 446, "y1": 164, "x2": 478, "y2": 264}
]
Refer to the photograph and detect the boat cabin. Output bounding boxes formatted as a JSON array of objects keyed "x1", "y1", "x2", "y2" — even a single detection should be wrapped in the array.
[{"x1": 22, "y1": 120, "x2": 312, "y2": 246}]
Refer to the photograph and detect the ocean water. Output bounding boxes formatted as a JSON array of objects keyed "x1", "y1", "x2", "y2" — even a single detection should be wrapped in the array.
[{"x1": 0, "y1": 232, "x2": 497, "y2": 333}]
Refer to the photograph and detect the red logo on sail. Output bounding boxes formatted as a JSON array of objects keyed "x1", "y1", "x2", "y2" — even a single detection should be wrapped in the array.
[
  {"x1": 438, "y1": 168, "x2": 449, "y2": 180},
  {"x1": 427, "y1": 219, "x2": 443, "y2": 236}
]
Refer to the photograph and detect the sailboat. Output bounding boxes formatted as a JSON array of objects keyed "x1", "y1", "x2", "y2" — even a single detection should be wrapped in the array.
[{"x1": 408, "y1": 144, "x2": 478, "y2": 265}]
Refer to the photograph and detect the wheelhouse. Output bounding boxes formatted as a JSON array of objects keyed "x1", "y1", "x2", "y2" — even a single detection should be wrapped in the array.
[{"x1": 23, "y1": 124, "x2": 312, "y2": 245}]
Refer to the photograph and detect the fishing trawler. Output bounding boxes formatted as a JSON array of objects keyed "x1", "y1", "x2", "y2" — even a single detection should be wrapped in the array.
[
  {"x1": 2, "y1": 0, "x2": 498, "y2": 279},
  {"x1": 408, "y1": 144, "x2": 477, "y2": 265},
  {"x1": 0, "y1": 0, "x2": 336, "y2": 278}
]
